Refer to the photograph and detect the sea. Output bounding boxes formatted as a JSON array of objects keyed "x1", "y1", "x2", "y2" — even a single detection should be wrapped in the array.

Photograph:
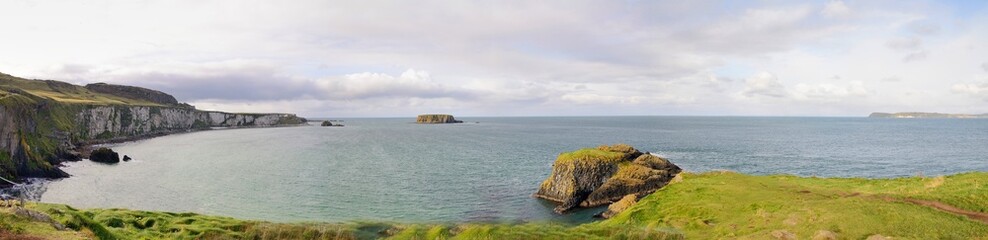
[{"x1": 33, "y1": 116, "x2": 988, "y2": 223}]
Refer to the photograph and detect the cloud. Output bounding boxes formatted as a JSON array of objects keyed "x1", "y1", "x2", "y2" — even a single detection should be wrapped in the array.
[
  {"x1": 792, "y1": 81, "x2": 869, "y2": 101},
  {"x1": 821, "y1": 0, "x2": 851, "y2": 18},
  {"x1": 741, "y1": 72, "x2": 787, "y2": 98},
  {"x1": 952, "y1": 82, "x2": 988, "y2": 101},
  {"x1": 902, "y1": 50, "x2": 929, "y2": 62},
  {"x1": 886, "y1": 37, "x2": 922, "y2": 51},
  {"x1": 315, "y1": 69, "x2": 474, "y2": 100},
  {"x1": 2, "y1": 0, "x2": 987, "y2": 116},
  {"x1": 908, "y1": 21, "x2": 940, "y2": 36}
]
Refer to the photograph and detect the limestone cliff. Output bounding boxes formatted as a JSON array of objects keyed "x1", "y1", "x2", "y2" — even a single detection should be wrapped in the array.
[
  {"x1": 0, "y1": 72, "x2": 306, "y2": 184},
  {"x1": 416, "y1": 114, "x2": 462, "y2": 124},
  {"x1": 534, "y1": 144, "x2": 681, "y2": 213}
]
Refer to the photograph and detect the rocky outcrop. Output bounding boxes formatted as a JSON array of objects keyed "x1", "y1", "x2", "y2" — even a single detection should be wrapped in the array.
[
  {"x1": 89, "y1": 148, "x2": 120, "y2": 164},
  {"x1": 85, "y1": 83, "x2": 180, "y2": 106},
  {"x1": 597, "y1": 194, "x2": 637, "y2": 218},
  {"x1": 534, "y1": 144, "x2": 681, "y2": 213},
  {"x1": 416, "y1": 114, "x2": 462, "y2": 124}
]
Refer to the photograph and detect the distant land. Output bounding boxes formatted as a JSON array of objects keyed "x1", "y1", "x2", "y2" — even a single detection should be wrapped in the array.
[{"x1": 869, "y1": 112, "x2": 988, "y2": 118}]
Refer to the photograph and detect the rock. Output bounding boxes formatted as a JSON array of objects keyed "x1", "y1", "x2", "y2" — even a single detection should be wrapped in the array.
[
  {"x1": 812, "y1": 230, "x2": 838, "y2": 240},
  {"x1": 89, "y1": 147, "x2": 120, "y2": 164},
  {"x1": 597, "y1": 194, "x2": 637, "y2": 218},
  {"x1": 771, "y1": 230, "x2": 797, "y2": 240},
  {"x1": 534, "y1": 144, "x2": 681, "y2": 213},
  {"x1": 416, "y1": 114, "x2": 463, "y2": 124},
  {"x1": 122, "y1": 155, "x2": 132, "y2": 161},
  {"x1": 14, "y1": 208, "x2": 67, "y2": 231},
  {"x1": 866, "y1": 234, "x2": 892, "y2": 240},
  {"x1": 321, "y1": 121, "x2": 334, "y2": 126}
]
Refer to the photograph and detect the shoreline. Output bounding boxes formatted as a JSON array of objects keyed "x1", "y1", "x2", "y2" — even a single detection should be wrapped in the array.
[
  {"x1": 2, "y1": 170, "x2": 986, "y2": 239},
  {"x1": 0, "y1": 122, "x2": 311, "y2": 189}
]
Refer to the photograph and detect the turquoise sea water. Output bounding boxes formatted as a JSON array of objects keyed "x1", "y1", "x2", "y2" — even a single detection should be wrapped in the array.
[{"x1": 38, "y1": 117, "x2": 988, "y2": 223}]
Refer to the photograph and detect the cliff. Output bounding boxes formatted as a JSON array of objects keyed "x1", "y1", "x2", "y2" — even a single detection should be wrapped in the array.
[
  {"x1": 534, "y1": 144, "x2": 681, "y2": 213},
  {"x1": 0, "y1": 72, "x2": 306, "y2": 183},
  {"x1": 869, "y1": 112, "x2": 988, "y2": 118},
  {"x1": 416, "y1": 114, "x2": 462, "y2": 124}
]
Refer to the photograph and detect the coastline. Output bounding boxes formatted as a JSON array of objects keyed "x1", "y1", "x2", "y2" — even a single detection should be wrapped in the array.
[{"x1": 3, "y1": 171, "x2": 987, "y2": 239}]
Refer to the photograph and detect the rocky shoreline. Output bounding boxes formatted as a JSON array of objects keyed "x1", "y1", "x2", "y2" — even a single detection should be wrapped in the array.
[{"x1": 0, "y1": 72, "x2": 307, "y2": 186}]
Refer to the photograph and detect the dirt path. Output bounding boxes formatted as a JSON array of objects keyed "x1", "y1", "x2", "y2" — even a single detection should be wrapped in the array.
[
  {"x1": 902, "y1": 198, "x2": 988, "y2": 224},
  {"x1": 831, "y1": 190, "x2": 988, "y2": 225}
]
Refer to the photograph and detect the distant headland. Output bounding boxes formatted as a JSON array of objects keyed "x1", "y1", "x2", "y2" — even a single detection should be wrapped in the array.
[{"x1": 869, "y1": 112, "x2": 988, "y2": 118}]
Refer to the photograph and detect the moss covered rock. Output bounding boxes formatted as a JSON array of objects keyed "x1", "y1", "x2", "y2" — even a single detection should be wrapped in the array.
[
  {"x1": 534, "y1": 144, "x2": 680, "y2": 213},
  {"x1": 416, "y1": 114, "x2": 462, "y2": 124}
]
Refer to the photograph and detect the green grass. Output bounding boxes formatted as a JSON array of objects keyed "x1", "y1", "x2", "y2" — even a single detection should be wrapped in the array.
[
  {"x1": 554, "y1": 148, "x2": 628, "y2": 165},
  {"x1": 2, "y1": 171, "x2": 984, "y2": 239},
  {"x1": 597, "y1": 171, "x2": 988, "y2": 239},
  {"x1": 0, "y1": 73, "x2": 164, "y2": 106}
]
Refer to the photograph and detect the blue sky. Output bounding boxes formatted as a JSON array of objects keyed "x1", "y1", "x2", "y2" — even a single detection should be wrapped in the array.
[{"x1": 1, "y1": 0, "x2": 987, "y2": 117}]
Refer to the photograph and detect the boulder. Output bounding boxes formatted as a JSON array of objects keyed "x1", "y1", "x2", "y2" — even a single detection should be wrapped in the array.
[
  {"x1": 416, "y1": 114, "x2": 463, "y2": 124},
  {"x1": 597, "y1": 194, "x2": 637, "y2": 218},
  {"x1": 321, "y1": 121, "x2": 334, "y2": 126},
  {"x1": 122, "y1": 155, "x2": 132, "y2": 161},
  {"x1": 534, "y1": 144, "x2": 681, "y2": 213},
  {"x1": 89, "y1": 147, "x2": 120, "y2": 164}
]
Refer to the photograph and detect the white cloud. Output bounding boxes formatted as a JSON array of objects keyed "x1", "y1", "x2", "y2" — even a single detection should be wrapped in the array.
[
  {"x1": 886, "y1": 37, "x2": 923, "y2": 51},
  {"x1": 952, "y1": 82, "x2": 988, "y2": 101},
  {"x1": 793, "y1": 81, "x2": 869, "y2": 101},
  {"x1": 741, "y1": 72, "x2": 787, "y2": 98},
  {"x1": 821, "y1": 0, "x2": 851, "y2": 18}
]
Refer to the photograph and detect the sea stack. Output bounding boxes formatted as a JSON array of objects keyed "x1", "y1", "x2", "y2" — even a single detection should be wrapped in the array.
[
  {"x1": 416, "y1": 114, "x2": 463, "y2": 124},
  {"x1": 89, "y1": 148, "x2": 121, "y2": 164},
  {"x1": 534, "y1": 144, "x2": 681, "y2": 214}
]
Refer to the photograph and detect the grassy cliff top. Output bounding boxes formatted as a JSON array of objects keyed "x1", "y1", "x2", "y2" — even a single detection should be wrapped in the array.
[
  {"x1": 0, "y1": 72, "x2": 167, "y2": 107},
  {"x1": 554, "y1": 144, "x2": 641, "y2": 165},
  {"x1": 5, "y1": 171, "x2": 985, "y2": 239}
]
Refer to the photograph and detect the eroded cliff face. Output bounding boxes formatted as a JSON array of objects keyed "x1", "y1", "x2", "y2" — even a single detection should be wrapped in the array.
[
  {"x1": 76, "y1": 106, "x2": 305, "y2": 141},
  {"x1": 0, "y1": 103, "x2": 306, "y2": 183},
  {"x1": 534, "y1": 144, "x2": 681, "y2": 213}
]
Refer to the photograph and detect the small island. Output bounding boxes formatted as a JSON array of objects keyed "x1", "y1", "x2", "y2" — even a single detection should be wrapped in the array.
[
  {"x1": 534, "y1": 144, "x2": 681, "y2": 215},
  {"x1": 416, "y1": 114, "x2": 463, "y2": 124},
  {"x1": 869, "y1": 112, "x2": 988, "y2": 118}
]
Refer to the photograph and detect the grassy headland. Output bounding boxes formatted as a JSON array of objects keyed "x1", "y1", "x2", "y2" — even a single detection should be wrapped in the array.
[{"x1": 2, "y1": 171, "x2": 986, "y2": 239}]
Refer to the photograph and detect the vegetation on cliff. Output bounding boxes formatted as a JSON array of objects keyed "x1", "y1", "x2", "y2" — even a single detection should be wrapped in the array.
[{"x1": 3, "y1": 171, "x2": 987, "y2": 239}]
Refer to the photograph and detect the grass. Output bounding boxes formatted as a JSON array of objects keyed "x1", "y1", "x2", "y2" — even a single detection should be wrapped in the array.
[
  {"x1": 0, "y1": 171, "x2": 984, "y2": 239},
  {"x1": 597, "y1": 171, "x2": 988, "y2": 239},
  {"x1": 0, "y1": 73, "x2": 164, "y2": 106}
]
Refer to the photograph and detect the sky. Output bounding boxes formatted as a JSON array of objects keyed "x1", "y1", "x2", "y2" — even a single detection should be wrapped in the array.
[{"x1": 1, "y1": 0, "x2": 987, "y2": 117}]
